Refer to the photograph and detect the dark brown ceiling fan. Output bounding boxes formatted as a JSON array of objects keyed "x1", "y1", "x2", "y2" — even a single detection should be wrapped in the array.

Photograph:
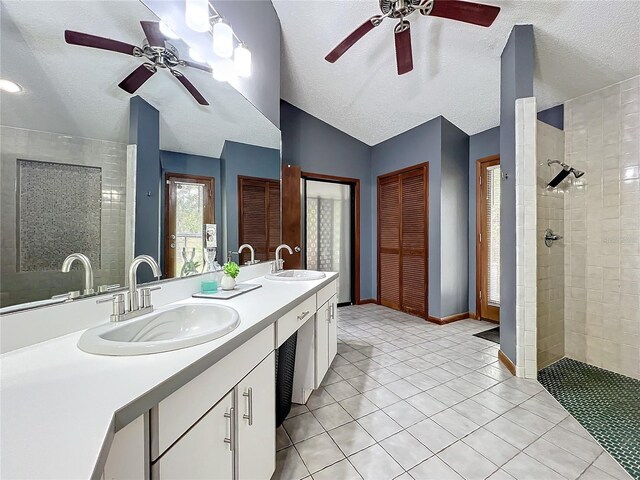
[
  {"x1": 64, "y1": 21, "x2": 212, "y2": 105},
  {"x1": 325, "y1": 0, "x2": 500, "y2": 75}
]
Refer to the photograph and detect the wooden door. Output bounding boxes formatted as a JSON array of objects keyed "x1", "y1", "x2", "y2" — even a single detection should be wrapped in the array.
[
  {"x1": 238, "y1": 176, "x2": 280, "y2": 263},
  {"x1": 237, "y1": 352, "x2": 275, "y2": 480},
  {"x1": 476, "y1": 156, "x2": 501, "y2": 322},
  {"x1": 155, "y1": 392, "x2": 233, "y2": 479},
  {"x1": 164, "y1": 173, "x2": 214, "y2": 278},
  {"x1": 281, "y1": 164, "x2": 302, "y2": 269},
  {"x1": 377, "y1": 164, "x2": 428, "y2": 318}
]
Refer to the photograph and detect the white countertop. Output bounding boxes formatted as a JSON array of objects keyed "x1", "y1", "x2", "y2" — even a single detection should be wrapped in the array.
[{"x1": 0, "y1": 273, "x2": 338, "y2": 480}]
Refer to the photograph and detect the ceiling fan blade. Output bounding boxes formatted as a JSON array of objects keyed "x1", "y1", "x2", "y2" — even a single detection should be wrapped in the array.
[
  {"x1": 182, "y1": 60, "x2": 213, "y2": 74},
  {"x1": 140, "y1": 21, "x2": 165, "y2": 48},
  {"x1": 171, "y1": 71, "x2": 209, "y2": 106},
  {"x1": 64, "y1": 30, "x2": 138, "y2": 55},
  {"x1": 394, "y1": 21, "x2": 413, "y2": 75},
  {"x1": 325, "y1": 16, "x2": 382, "y2": 63},
  {"x1": 428, "y1": 0, "x2": 500, "y2": 27},
  {"x1": 118, "y1": 64, "x2": 156, "y2": 94}
]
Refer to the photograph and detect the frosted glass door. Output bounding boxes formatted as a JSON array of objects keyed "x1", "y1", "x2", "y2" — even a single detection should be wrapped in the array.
[{"x1": 305, "y1": 180, "x2": 351, "y2": 304}]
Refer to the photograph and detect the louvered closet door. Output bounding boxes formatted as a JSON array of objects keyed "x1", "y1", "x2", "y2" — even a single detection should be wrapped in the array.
[
  {"x1": 401, "y1": 169, "x2": 427, "y2": 317},
  {"x1": 378, "y1": 176, "x2": 401, "y2": 309},
  {"x1": 378, "y1": 165, "x2": 428, "y2": 318},
  {"x1": 238, "y1": 177, "x2": 280, "y2": 263}
]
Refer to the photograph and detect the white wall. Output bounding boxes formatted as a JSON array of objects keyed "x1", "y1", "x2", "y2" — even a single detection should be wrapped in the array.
[{"x1": 563, "y1": 76, "x2": 640, "y2": 379}]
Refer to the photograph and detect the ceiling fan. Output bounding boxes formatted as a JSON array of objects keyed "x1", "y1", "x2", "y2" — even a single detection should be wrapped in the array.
[
  {"x1": 64, "y1": 21, "x2": 212, "y2": 105},
  {"x1": 325, "y1": 0, "x2": 500, "y2": 75}
]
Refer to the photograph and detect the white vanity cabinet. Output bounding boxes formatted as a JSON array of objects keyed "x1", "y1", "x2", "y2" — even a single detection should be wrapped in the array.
[
  {"x1": 155, "y1": 392, "x2": 234, "y2": 479},
  {"x1": 237, "y1": 351, "x2": 275, "y2": 479},
  {"x1": 314, "y1": 281, "x2": 338, "y2": 388}
]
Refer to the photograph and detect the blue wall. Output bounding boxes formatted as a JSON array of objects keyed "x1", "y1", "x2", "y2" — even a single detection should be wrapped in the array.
[
  {"x1": 159, "y1": 151, "x2": 222, "y2": 268},
  {"x1": 129, "y1": 96, "x2": 160, "y2": 281},
  {"x1": 220, "y1": 140, "x2": 280, "y2": 257},
  {"x1": 371, "y1": 117, "x2": 443, "y2": 315},
  {"x1": 538, "y1": 104, "x2": 564, "y2": 130},
  {"x1": 440, "y1": 119, "x2": 470, "y2": 317},
  {"x1": 281, "y1": 101, "x2": 374, "y2": 300},
  {"x1": 500, "y1": 25, "x2": 534, "y2": 363}
]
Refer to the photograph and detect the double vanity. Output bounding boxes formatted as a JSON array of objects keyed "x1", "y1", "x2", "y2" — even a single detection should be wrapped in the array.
[{"x1": 0, "y1": 265, "x2": 338, "y2": 480}]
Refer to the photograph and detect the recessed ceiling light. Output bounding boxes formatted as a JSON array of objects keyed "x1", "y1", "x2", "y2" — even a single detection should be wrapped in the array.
[{"x1": 0, "y1": 79, "x2": 23, "y2": 93}]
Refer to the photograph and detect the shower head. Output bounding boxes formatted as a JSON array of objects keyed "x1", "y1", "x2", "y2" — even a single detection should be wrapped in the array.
[
  {"x1": 571, "y1": 168, "x2": 585, "y2": 178},
  {"x1": 547, "y1": 159, "x2": 585, "y2": 187}
]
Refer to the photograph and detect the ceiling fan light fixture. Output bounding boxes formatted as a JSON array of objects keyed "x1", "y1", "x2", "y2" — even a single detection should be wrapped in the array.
[
  {"x1": 185, "y1": 0, "x2": 210, "y2": 33},
  {"x1": 212, "y1": 18, "x2": 233, "y2": 58},
  {"x1": 233, "y1": 43, "x2": 251, "y2": 77}
]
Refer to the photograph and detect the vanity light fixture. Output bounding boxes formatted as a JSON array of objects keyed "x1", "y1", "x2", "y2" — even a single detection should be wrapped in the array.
[
  {"x1": 189, "y1": 47, "x2": 205, "y2": 63},
  {"x1": 234, "y1": 43, "x2": 251, "y2": 78},
  {"x1": 0, "y1": 78, "x2": 23, "y2": 93},
  {"x1": 185, "y1": 0, "x2": 209, "y2": 32},
  {"x1": 212, "y1": 18, "x2": 233, "y2": 58},
  {"x1": 159, "y1": 22, "x2": 179, "y2": 39},
  {"x1": 211, "y1": 59, "x2": 234, "y2": 82},
  {"x1": 184, "y1": 0, "x2": 252, "y2": 78}
]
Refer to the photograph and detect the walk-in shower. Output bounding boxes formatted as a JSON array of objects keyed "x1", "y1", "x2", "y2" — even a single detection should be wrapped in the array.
[{"x1": 546, "y1": 159, "x2": 585, "y2": 187}]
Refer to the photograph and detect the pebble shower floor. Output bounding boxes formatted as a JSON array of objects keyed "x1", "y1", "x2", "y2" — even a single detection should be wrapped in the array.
[{"x1": 538, "y1": 358, "x2": 640, "y2": 480}]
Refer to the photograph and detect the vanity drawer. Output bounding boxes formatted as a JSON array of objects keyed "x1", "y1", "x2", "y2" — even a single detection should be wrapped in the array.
[
  {"x1": 316, "y1": 280, "x2": 337, "y2": 309},
  {"x1": 276, "y1": 295, "x2": 316, "y2": 348},
  {"x1": 153, "y1": 324, "x2": 274, "y2": 460}
]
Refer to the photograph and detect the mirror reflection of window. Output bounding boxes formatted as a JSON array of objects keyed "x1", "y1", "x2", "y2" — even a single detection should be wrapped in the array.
[{"x1": 165, "y1": 174, "x2": 214, "y2": 278}]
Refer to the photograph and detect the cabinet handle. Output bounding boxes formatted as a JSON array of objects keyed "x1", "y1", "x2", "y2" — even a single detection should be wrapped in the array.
[
  {"x1": 243, "y1": 387, "x2": 253, "y2": 426},
  {"x1": 297, "y1": 310, "x2": 310, "y2": 321},
  {"x1": 223, "y1": 407, "x2": 234, "y2": 451},
  {"x1": 326, "y1": 305, "x2": 330, "y2": 323},
  {"x1": 330, "y1": 303, "x2": 335, "y2": 320}
]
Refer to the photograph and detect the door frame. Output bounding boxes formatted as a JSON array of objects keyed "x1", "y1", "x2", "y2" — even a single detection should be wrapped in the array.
[
  {"x1": 301, "y1": 171, "x2": 361, "y2": 305},
  {"x1": 376, "y1": 162, "x2": 429, "y2": 319},
  {"x1": 163, "y1": 172, "x2": 215, "y2": 278},
  {"x1": 475, "y1": 154, "x2": 500, "y2": 323}
]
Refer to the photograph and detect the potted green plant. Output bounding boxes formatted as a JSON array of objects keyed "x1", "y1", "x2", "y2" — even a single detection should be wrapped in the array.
[{"x1": 221, "y1": 261, "x2": 240, "y2": 290}]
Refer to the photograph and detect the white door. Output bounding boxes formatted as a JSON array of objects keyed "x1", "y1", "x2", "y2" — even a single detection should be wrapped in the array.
[
  {"x1": 315, "y1": 301, "x2": 330, "y2": 386},
  {"x1": 237, "y1": 352, "x2": 276, "y2": 480},
  {"x1": 328, "y1": 295, "x2": 338, "y2": 364},
  {"x1": 156, "y1": 392, "x2": 234, "y2": 479}
]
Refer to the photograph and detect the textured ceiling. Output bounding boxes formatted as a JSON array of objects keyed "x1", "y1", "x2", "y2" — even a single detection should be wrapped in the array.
[
  {"x1": 0, "y1": 1, "x2": 279, "y2": 158},
  {"x1": 273, "y1": 0, "x2": 640, "y2": 145}
]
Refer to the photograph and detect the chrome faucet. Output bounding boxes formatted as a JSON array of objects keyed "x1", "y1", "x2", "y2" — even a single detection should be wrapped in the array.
[
  {"x1": 238, "y1": 244, "x2": 259, "y2": 266},
  {"x1": 272, "y1": 244, "x2": 293, "y2": 273},
  {"x1": 61, "y1": 253, "x2": 94, "y2": 295},
  {"x1": 98, "y1": 255, "x2": 161, "y2": 322}
]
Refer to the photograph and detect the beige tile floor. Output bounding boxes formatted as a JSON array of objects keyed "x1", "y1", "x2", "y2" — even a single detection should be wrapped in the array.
[{"x1": 272, "y1": 304, "x2": 631, "y2": 480}]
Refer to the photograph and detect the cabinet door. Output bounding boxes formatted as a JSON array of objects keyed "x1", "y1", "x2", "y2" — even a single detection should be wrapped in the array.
[
  {"x1": 328, "y1": 295, "x2": 338, "y2": 364},
  {"x1": 315, "y1": 301, "x2": 330, "y2": 387},
  {"x1": 104, "y1": 415, "x2": 147, "y2": 480},
  {"x1": 156, "y1": 392, "x2": 233, "y2": 479},
  {"x1": 237, "y1": 352, "x2": 276, "y2": 480}
]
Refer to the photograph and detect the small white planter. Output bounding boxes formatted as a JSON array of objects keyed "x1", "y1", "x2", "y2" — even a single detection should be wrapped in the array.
[{"x1": 220, "y1": 274, "x2": 236, "y2": 291}]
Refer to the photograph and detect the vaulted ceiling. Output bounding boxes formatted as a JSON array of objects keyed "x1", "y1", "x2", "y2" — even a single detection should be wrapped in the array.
[{"x1": 273, "y1": 0, "x2": 640, "y2": 145}]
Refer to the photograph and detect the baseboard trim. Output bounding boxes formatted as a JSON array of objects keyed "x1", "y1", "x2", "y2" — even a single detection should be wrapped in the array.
[
  {"x1": 469, "y1": 312, "x2": 479, "y2": 320},
  {"x1": 427, "y1": 312, "x2": 470, "y2": 325},
  {"x1": 498, "y1": 350, "x2": 516, "y2": 376},
  {"x1": 358, "y1": 298, "x2": 377, "y2": 305}
]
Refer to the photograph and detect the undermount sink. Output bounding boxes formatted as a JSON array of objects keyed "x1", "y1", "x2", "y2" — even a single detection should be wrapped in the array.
[
  {"x1": 78, "y1": 303, "x2": 240, "y2": 356},
  {"x1": 265, "y1": 270, "x2": 326, "y2": 281}
]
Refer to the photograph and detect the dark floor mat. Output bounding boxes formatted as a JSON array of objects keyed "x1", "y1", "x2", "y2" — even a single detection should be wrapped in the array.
[
  {"x1": 473, "y1": 326, "x2": 500, "y2": 344},
  {"x1": 538, "y1": 358, "x2": 640, "y2": 480}
]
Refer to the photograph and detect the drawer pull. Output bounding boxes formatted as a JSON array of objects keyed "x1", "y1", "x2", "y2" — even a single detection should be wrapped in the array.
[
  {"x1": 223, "y1": 407, "x2": 234, "y2": 451},
  {"x1": 243, "y1": 387, "x2": 253, "y2": 426},
  {"x1": 297, "y1": 310, "x2": 310, "y2": 321},
  {"x1": 331, "y1": 303, "x2": 335, "y2": 320}
]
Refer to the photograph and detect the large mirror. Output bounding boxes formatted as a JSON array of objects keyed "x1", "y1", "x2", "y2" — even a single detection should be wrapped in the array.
[{"x1": 0, "y1": 0, "x2": 281, "y2": 311}]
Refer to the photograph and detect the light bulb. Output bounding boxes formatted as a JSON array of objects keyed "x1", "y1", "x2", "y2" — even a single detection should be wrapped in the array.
[
  {"x1": 211, "y1": 59, "x2": 234, "y2": 82},
  {"x1": 212, "y1": 19, "x2": 233, "y2": 58},
  {"x1": 189, "y1": 48, "x2": 205, "y2": 63},
  {"x1": 0, "y1": 79, "x2": 23, "y2": 93},
  {"x1": 159, "y1": 22, "x2": 179, "y2": 39},
  {"x1": 233, "y1": 44, "x2": 251, "y2": 77},
  {"x1": 185, "y1": 0, "x2": 209, "y2": 33}
]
